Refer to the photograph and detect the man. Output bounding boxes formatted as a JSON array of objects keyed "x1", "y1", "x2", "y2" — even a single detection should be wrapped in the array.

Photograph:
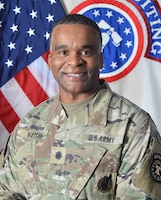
[{"x1": 0, "y1": 14, "x2": 161, "y2": 200}]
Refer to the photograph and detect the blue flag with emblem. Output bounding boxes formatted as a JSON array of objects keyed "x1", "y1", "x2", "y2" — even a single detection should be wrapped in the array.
[{"x1": 70, "y1": 0, "x2": 161, "y2": 135}]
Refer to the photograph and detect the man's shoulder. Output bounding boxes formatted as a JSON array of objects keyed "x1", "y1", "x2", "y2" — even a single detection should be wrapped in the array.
[
  {"x1": 109, "y1": 91, "x2": 152, "y2": 126},
  {"x1": 19, "y1": 96, "x2": 57, "y2": 126},
  {"x1": 98, "y1": 80, "x2": 151, "y2": 124},
  {"x1": 11, "y1": 96, "x2": 58, "y2": 141}
]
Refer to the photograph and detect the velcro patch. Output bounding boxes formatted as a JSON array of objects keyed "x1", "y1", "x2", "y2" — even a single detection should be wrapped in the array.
[
  {"x1": 133, "y1": 137, "x2": 161, "y2": 199},
  {"x1": 150, "y1": 154, "x2": 161, "y2": 183}
]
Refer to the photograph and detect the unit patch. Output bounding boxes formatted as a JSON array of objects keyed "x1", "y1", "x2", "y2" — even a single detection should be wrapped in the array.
[
  {"x1": 98, "y1": 174, "x2": 112, "y2": 193},
  {"x1": 150, "y1": 154, "x2": 161, "y2": 183}
]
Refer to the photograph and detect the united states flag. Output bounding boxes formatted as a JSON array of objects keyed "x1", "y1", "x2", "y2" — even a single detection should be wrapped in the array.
[{"x1": 0, "y1": 0, "x2": 65, "y2": 152}]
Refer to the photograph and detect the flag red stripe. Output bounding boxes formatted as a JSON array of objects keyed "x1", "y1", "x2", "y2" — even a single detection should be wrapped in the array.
[
  {"x1": 14, "y1": 67, "x2": 49, "y2": 106},
  {"x1": 42, "y1": 51, "x2": 50, "y2": 64},
  {"x1": 0, "y1": 91, "x2": 20, "y2": 133}
]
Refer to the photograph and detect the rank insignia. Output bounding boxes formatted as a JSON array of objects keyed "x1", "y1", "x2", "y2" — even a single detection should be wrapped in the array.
[
  {"x1": 150, "y1": 153, "x2": 161, "y2": 183},
  {"x1": 50, "y1": 147, "x2": 66, "y2": 164},
  {"x1": 98, "y1": 174, "x2": 112, "y2": 193}
]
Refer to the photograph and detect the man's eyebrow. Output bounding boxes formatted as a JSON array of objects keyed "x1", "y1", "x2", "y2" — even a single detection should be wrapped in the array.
[
  {"x1": 55, "y1": 45, "x2": 67, "y2": 51},
  {"x1": 54, "y1": 44, "x2": 96, "y2": 51},
  {"x1": 82, "y1": 44, "x2": 96, "y2": 50}
]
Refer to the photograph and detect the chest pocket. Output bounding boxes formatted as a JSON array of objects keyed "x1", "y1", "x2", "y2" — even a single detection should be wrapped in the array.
[
  {"x1": 15, "y1": 121, "x2": 56, "y2": 195},
  {"x1": 67, "y1": 121, "x2": 127, "y2": 199}
]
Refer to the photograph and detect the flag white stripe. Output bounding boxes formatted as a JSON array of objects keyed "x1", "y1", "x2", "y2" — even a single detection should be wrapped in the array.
[
  {"x1": 0, "y1": 122, "x2": 10, "y2": 152},
  {"x1": 1, "y1": 78, "x2": 34, "y2": 119},
  {"x1": 28, "y1": 57, "x2": 59, "y2": 98}
]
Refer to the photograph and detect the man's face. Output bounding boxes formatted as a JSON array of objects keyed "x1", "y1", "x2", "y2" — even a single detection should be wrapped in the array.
[{"x1": 48, "y1": 24, "x2": 103, "y2": 102}]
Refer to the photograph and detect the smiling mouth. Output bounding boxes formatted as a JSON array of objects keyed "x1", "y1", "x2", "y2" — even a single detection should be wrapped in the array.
[{"x1": 65, "y1": 72, "x2": 86, "y2": 78}]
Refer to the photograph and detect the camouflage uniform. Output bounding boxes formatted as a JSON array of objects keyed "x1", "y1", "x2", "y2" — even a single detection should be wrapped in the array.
[{"x1": 0, "y1": 80, "x2": 161, "y2": 200}]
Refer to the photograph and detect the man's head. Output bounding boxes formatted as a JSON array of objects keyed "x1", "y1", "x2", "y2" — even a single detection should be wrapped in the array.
[
  {"x1": 50, "y1": 14, "x2": 102, "y2": 51},
  {"x1": 48, "y1": 14, "x2": 103, "y2": 103}
]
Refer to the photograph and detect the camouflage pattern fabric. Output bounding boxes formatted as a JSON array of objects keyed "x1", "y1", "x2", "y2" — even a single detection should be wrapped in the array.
[{"x1": 0, "y1": 80, "x2": 161, "y2": 200}]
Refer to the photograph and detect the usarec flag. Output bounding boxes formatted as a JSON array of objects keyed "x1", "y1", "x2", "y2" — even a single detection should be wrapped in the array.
[
  {"x1": 0, "y1": 0, "x2": 65, "y2": 152},
  {"x1": 62, "y1": 0, "x2": 161, "y2": 135}
]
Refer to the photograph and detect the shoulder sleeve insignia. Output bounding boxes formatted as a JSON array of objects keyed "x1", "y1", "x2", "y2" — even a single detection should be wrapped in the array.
[
  {"x1": 150, "y1": 153, "x2": 161, "y2": 183},
  {"x1": 133, "y1": 137, "x2": 161, "y2": 199}
]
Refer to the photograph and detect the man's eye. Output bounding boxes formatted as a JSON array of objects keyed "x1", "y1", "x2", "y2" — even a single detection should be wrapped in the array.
[
  {"x1": 59, "y1": 50, "x2": 67, "y2": 56},
  {"x1": 81, "y1": 50, "x2": 92, "y2": 56}
]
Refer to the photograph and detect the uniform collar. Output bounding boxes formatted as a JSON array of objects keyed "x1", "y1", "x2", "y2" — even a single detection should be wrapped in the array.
[{"x1": 50, "y1": 80, "x2": 113, "y2": 128}]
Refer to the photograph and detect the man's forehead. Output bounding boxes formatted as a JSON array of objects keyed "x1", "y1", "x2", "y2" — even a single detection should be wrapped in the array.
[
  {"x1": 52, "y1": 23, "x2": 96, "y2": 33},
  {"x1": 50, "y1": 23, "x2": 102, "y2": 50}
]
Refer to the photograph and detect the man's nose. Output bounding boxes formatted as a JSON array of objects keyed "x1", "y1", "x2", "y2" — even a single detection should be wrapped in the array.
[{"x1": 67, "y1": 52, "x2": 84, "y2": 66}]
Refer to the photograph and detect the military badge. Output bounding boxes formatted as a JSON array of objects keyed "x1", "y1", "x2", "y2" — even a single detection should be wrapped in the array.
[
  {"x1": 71, "y1": 0, "x2": 144, "y2": 82},
  {"x1": 150, "y1": 153, "x2": 161, "y2": 182},
  {"x1": 97, "y1": 174, "x2": 112, "y2": 193},
  {"x1": 50, "y1": 147, "x2": 66, "y2": 164}
]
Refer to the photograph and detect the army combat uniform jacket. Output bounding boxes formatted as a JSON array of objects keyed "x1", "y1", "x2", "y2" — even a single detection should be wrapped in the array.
[{"x1": 0, "y1": 81, "x2": 161, "y2": 199}]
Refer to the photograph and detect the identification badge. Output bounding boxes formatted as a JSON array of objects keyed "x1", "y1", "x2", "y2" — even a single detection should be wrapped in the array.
[{"x1": 50, "y1": 147, "x2": 66, "y2": 164}]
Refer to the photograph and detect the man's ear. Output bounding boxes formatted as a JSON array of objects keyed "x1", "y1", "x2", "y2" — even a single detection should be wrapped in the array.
[{"x1": 48, "y1": 52, "x2": 52, "y2": 70}]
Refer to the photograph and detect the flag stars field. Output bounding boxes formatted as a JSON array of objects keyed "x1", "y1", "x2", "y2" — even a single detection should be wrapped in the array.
[
  {"x1": 30, "y1": 10, "x2": 38, "y2": 19},
  {"x1": 49, "y1": 0, "x2": 57, "y2": 4},
  {"x1": 46, "y1": 14, "x2": 55, "y2": 22},
  {"x1": 25, "y1": 45, "x2": 33, "y2": 54},
  {"x1": 0, "y1": 2, "x2": 4, "y2": 10},
  {"x1": 27, "y1": 28, "x2": 35, "y2": 37},
  {"x1": 10, "y1": 24, "x2": 18, "y2": 32},
  {"x1": 8, "y1": 42, "x2": 16, "y2": 50},
  {"x1": 13, "y1": 6, "x2": 21, "y2": 15},
  {"x1": 44, "y1": 32, "x2": 50, "y2": 40},
  {"x1": 5, "y1": 59, "x2": 14, "y2": 68}
]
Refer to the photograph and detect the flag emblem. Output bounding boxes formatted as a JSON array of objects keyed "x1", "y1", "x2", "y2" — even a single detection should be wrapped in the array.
[
  {"x1": 71, "y1": 0, "x2": 144, "y2": 82},
  {"x1": 0, "y1": 0, "x2": 65, "y2": 151}
]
